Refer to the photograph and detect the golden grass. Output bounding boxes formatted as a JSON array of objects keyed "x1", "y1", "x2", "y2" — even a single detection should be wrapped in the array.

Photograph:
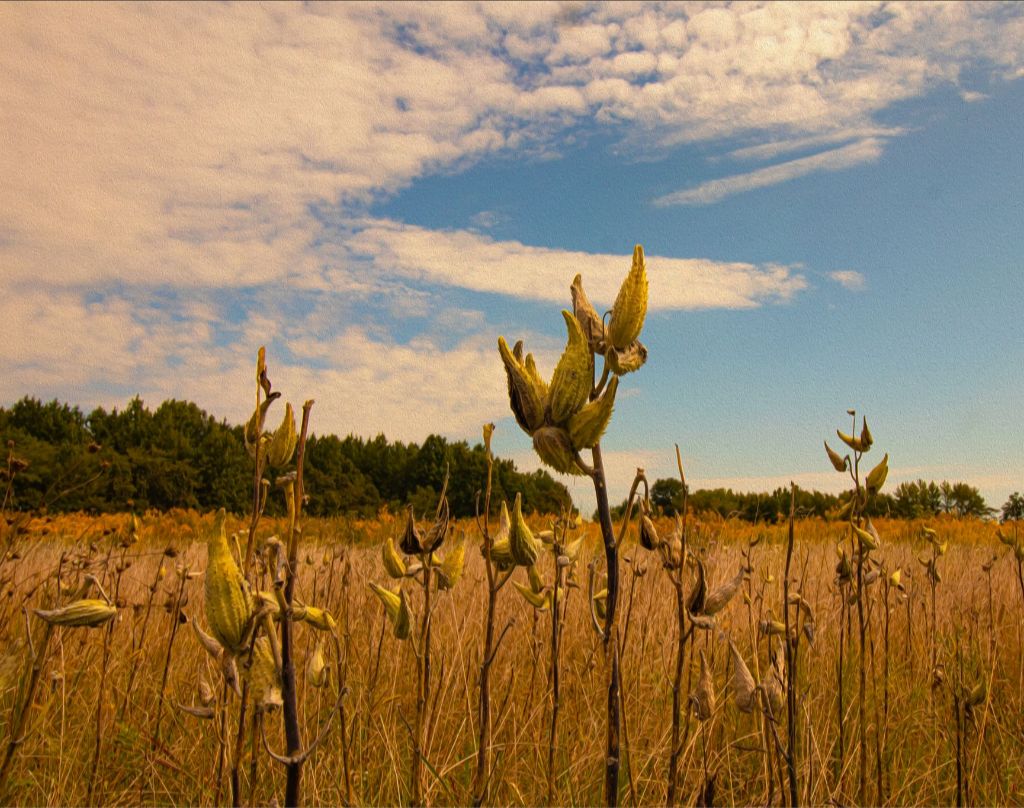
[{"x1": 1, "y1": 511, "x2": 1022, "y2": 806}]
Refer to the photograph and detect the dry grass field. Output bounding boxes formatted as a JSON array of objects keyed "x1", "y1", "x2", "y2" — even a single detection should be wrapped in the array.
[{"x1": 1, "y1": 510, "x2": 1022, "y2": 807}]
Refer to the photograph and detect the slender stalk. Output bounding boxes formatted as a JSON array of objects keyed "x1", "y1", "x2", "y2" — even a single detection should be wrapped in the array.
[
  {"x1": 547, "y1": 528, "x2": 565, "y2": 806},
  {"x1": 783, "y1": 483, "x2": 799, "y2": 807},
  {"x1": 0, "y1": 620, "x2": 54, "y2": 797}
]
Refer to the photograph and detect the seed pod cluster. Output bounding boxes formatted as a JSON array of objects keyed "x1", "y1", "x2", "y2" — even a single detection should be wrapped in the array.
[{"x1": 497, "y1": 245, "x2": 648, "y2": 476}]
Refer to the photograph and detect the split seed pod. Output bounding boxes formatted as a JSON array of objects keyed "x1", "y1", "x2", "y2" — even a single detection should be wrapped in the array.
[
  {"x1": 204, "y1": 509, "x2": 253, "y2": 655},
  {"x1": 399, "y1": 506, "x2": 422, "y2": 556},
  {"x1": 266, "y1": 402, "x2": 297, "y2": 468},
  {"x1": 533, "y1": 426, "x2": 585, "y2": 476},
  {"x1": 498, "y1": 337, "x2": 546, "y2": 434},
  {"x1": 307, "y1": 640, "x2": 328, "y2": 688},
  {"x1": 692, "y1": 650, "x2": 715, "y2": 721},
  {"x1": 34, "y1": 599, "x2": 116, "y2": 628},
  {"x1": 703, "y1": 565, "x2": 745, "y2": 616},
  {"x1": 548, "y1": 311, "x2": 593, "y2": 425},
  {"x1": 605, "y1": 339, "x2": 647, "y2": 376},
  {"x1": 249, "y1": 637, "x2": 283, "y2": 711},
  {"x1": 729, "y1": 639, "x2": 757, "y2": 713},
  {"x1": 422, "y1": 497, "x2": 450, "y2": 554},
  {"x1": 687, "y1": 557, "x2": 707, "y2": 615},
  {"x1": 570, "y1": 274, "x2": 605, "y2": 354},
  {"x1": 607, "y1": 245, "x2": 648, "y2": 350}
]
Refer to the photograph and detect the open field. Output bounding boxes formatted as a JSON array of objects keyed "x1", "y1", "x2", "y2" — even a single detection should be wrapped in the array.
[{"x1": 1, "y1": 511, "x2": 1022, "y2": 806}]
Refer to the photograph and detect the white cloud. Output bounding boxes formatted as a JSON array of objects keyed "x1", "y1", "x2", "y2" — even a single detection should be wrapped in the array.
[
  {"x1": 343, "y1": 219, "x2": 807, "y2": 310},
  {"x1": 653, "y1": 138, "x2": 887, "y2": 206},
  {"x1": 829, "y1": 270, "x2": 867, "y2": 292}
]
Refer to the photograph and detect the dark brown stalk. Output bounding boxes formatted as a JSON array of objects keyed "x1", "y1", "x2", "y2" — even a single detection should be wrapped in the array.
[
  {"x1": 547, "y1": 533, "x2": 564, "y2": 806},
  {"x1": 151, "y1": 570, "x2": 188, "y2": 748},
  {"x1": 666, "y1": 445, "x2": 690, "y2": 806},
  {"x1": 281, "y1": 400, "x2": 313, "y2": 808},
  {"x1": 590, "y1": 443, "x2": 620, "y2": 807},
  {"x1": 783, "y1": 483, "x2": 799, "y2": 807}
]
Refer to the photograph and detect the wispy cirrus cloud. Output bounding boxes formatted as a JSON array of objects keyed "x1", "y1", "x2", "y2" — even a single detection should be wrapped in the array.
[{"x1": 653, "y1": 138, "x2": 887, "y2": 207}]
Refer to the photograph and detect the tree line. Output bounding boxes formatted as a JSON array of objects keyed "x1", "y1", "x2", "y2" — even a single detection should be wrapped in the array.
[{"x1": 0, "y1": 397, "x2": 569, "y2": 517}]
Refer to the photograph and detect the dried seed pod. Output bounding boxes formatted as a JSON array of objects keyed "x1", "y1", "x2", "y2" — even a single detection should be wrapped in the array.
[
  {"x1": 760, "y1": 651, "x2": 785, "y2": 719},
  {"x1": 204, "y1": 509, "x2": 253, "y2": 655},
  {"x1": 249, "y1": 637, "x2": 283, "y2": 711},
  {"x1": 191, "y1": 617, "x2": 223, "y2": 660},
  {"x1": 704, "y1": 565, "x2": 746, "y2": 616},
  {"x1": 548, "y1": 311, "x2": 593, "y2": 425},
  {"x1": 399, "y1": 506, "x2": 422, "y2": 556},
  {"x1": 422, "y1": 497, "x2": 449, "y2": 554},
  {"x1": 860, "y1": 418, "x2": 873, "y2": 450},
  {"x1": 198, "y1": 678, "x2": 216, "y2": 707},
  {"x1": 510, "y1": 493, "x2": 540, "y2": 567},
  {"x1": 639, "y1": 510, "x2": 660, "y2": 551},
  {"x1": 34, "y1": 599, "x2": 116, "y2": 628},
  {"x1": 605, "y1": 339, "x2": 648, "y2": 376},
  {"x1": 382, "y1": 537, "x2": 407, "y2": 579},
  {"x1": 266, "y1": 402, "x2": 297, "y2": 468},
  {"x1": 179, "y1": 703, "x2": 215, "y2": 720},
  {"x1": 729, "y1": 639, "x2": 757, "y2": 713},
  {"x1": 568, "y1": 377, "x2": 618, "y2": 450},
  {"x1": 533, "y1": 426, "x2": 586, "y2": 476},
  {"x1": 687, "y1": 557, "x2": 707, "y2": 615},
  {"x1": 592, "y1": 588, "x2": 608, "y2": 621},
  {"x1": 498, "y1": 336, "x2": 546, "y2": 434},
  {"x1": 607, "y1": 245, "x2": 648, "y2": 350},
  {"x1": 570, "y1": 273, "x2": 605, "y2": 353},
  {"x1": 691, "y1": 650, "x2": 715, "y2": 721}
]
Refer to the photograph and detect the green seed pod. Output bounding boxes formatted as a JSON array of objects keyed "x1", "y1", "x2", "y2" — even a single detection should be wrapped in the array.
[
  {"x1": 548, "y1": 311, "x2": 593, "y2": 425},
  {"x1": 528, "y1": 564, "x2": 545, "y2": 594},
  {"x1": 34, "y1": 599, "x2": 117, "y2": 628},
  {"x1": 307, "y1": 640, "x2": 328, "y2": 688},
  {"x1": 513, "y1": 581, "x2": 550, "y2": 610},
  {"x1": 607, "y1": 245, "x2": 648, "y2": 350},
  {"x1": 824, "y1": 441, "x2": 848, "y2": 473},
  {"x1": 249, "y1": 637, "x2": 283, "y2": 711},
  {"x1": 571, "y1": 273, "x2": 605, "y2": 354},
  {"x1": 368, "y1": 583, "x2": 411, "y2": 640},
  {"x1": 436, "y1": 540, "x2": 465, "y2": 591},
  {"x1": 394, "y1": 589, "x2": 411, "y2": 640},
  {"x1": 605, "y1": 340, "x2": 648, "y2": 376},
  {"x1": 204, "y1": 509, "x2": 253, "y2": 655},
  {"x1": 853, "y1": 520, "x2": 880, "y2": 552},
  {"x1": 266, "y1": 402, "x2": 297, "y2": 468},
  {"x1": 533, "y1": 426, "x2": 585, "y2": 476},
  {"x1": 866, "y1": 453, "x2": 888, "y2": 494},
  {"x1": 300, "y1": 605, "x2": 336, "y2": 632},
  {"x1": 498, "y1": 336, "x2": 546, "y2": 434},
  {"x1": 860, "y1": 418, "x2": 873, "y2": 450},
  {"x1": 593, "y1": 588, "x2": 608, "y2": 621},
  {"x1": 523, "y1": 354, "x2": 549, "y2": 404},
  {"x1": 837, "y1": 429, "x2": 865, "y2": 452},
  {"x1": 568, "y1": 377, "x2": 618, "y2": 450},
  {"x1": 484, "y1": 500, "x2": 517, "y2": 571},
  {"x1": 510, "y1": 493, "x2": 540, "y2": 567},
  {"x1": 382, "y1": 537, "x2": 407, "y2": 579}
]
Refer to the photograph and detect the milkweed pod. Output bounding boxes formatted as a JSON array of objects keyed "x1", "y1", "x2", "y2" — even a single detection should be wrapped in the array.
[
  {"x1": 564, "y1": 534, "x2": 584, "y2": 563},
  {"x1": 191, "y1": 617, "x2": 223, "y2": 660},
  {"x1": 548, "y1": 311, "x2": 593, "y2": 425},
  {"x1": 523, "y1": 354, "x2": 549, "y2": 403},
  {"x1": 687, "y1": 557, "x2": 707, "y2": 615},
  {"x1": 423, "y1": 497, "x2": 449, "y2": 554},
  {"x1": 569, "y1": 377, "x2": 618, "y2": 450},
  {"x1": 704, "y1": 565, "x2": 746, "y2": 616},
  {"x1": 249, "y1": 637, "x2": 282, "y2": 711},
  {"x1": 179, "y1": 703, "x2": 215, "y2": 720},
  {"x1": 382, "y1": 537, "x2": 407, "y2": 579},
  {"x1": 399, "y1": 506, "x2": 422, "y2": 556},
  {"x1": 436, "y1": 540, "x2": 465, "y2": 591},
  {"x1": 394, "y1": 589, "x2": 411, "y2": 640},
  {"x1": 301, "y1": 606, "x2": 337, "y2": 632},
  {"x1": 510, "y1": 493, "x2": 540, "y2": 567},
  {"x1": 514, "y1": 581, "x2": 550, "y2": 611},
  {"x1": 922, "y1": 526, "x2": 937, "y2": 540},
  {"x1": 257, "y1": 591, "x2": 283, "y2": 619},
  {"x1": 307, "y1": 640, "x2": 328, "y2": 688},
  {"x1": 760, "y1": 619, "x2": 787, "y2": 636},
  {"x1": 533, "y1": 426, "x2": 586, "y2": 476},
  {"x1": 35, "y1": 599, "x2": 116, "y2": 628},
  {"x1": 866, "y1": 453, "x2": 888, "y2": 494},
  {"x1": 965, "y1": 679, "x2": 987, "y2": 708},
  {"x1": 761, "y1": 652, "x2": 786, "y2": 718},
  {"x1": 692, "y1": 650, "x2": 715, "y2": 721},
  {"x1": 266, "y1": 402, "x2": 297, "y2": 468},
  {"x1": 488, "y1": 537, "x2": 516, "y2": 571},
  {"x1": 204, "y1": 509, "x2": 253, "y2": 654},
  {"x1": 853, "y1": 521, "x2": 880, "y2": 552},
  {"x1": 639, "y1": 511, "x2": 660, "y2": 551},
  {"x1": 837, "y1": 430, "x2": 865, "y2": 452},
  {"x1": 860, "y1": 418, "x2": 873, "y2": 450},
  {"x1": 593, "y1": 588, "x2": 608, "y2": 621},
  {"x1": 528, "y1": 564, "x2": 545, "y2": 594},
  {"x1": 889, "y1": 568, "x2": 902, "y2": 589},
  {"x1": 482, "y1": 422, "x2": 495, "y2": 455},
  {"x1": 689, "y1": 614, "x2": 716, "y2": 631},
  {"x1": 571, "y1": 274, "x2": 605, "y2": 353},
  {"x1": 243, "y1": 397, "x2": 278, "y2": 460},
  {"x1": 198, "y1": 678, "x2": 216, "y2": 707},
  {"x1": 824, "y1": 441, "x2": 848, "y2": 473},
  {"x1": 222, "y1": 654, "x2": 241, "y2": 697},
  {"x1": 368, "y1": 582, "x2": 402, "y2": 625},
  {"x1": 729, "y1": 639, "x2": 757, "y2": 713},
  {"x1": 936, "y1": 540, "x2": 948, "y2": 557},
  {"x1": 605, "y1": 339, "x2": 648, "y2": 376},
  {"x1": 607, "y1": 245, "x2": 648, "y2": 350},
  {"x1": 498, "y1": 336, "x2": 546, "y2": 434}
]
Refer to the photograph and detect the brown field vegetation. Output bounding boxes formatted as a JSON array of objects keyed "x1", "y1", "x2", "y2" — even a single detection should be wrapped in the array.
[{"x1": 1, "y1": 510, "x2": 1022, "y2": 806}]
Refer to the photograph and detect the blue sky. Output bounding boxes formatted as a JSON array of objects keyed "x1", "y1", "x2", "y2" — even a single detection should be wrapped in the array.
[{"x1": 1, "y1": 3, "x2": 1022, "y2": 514}]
